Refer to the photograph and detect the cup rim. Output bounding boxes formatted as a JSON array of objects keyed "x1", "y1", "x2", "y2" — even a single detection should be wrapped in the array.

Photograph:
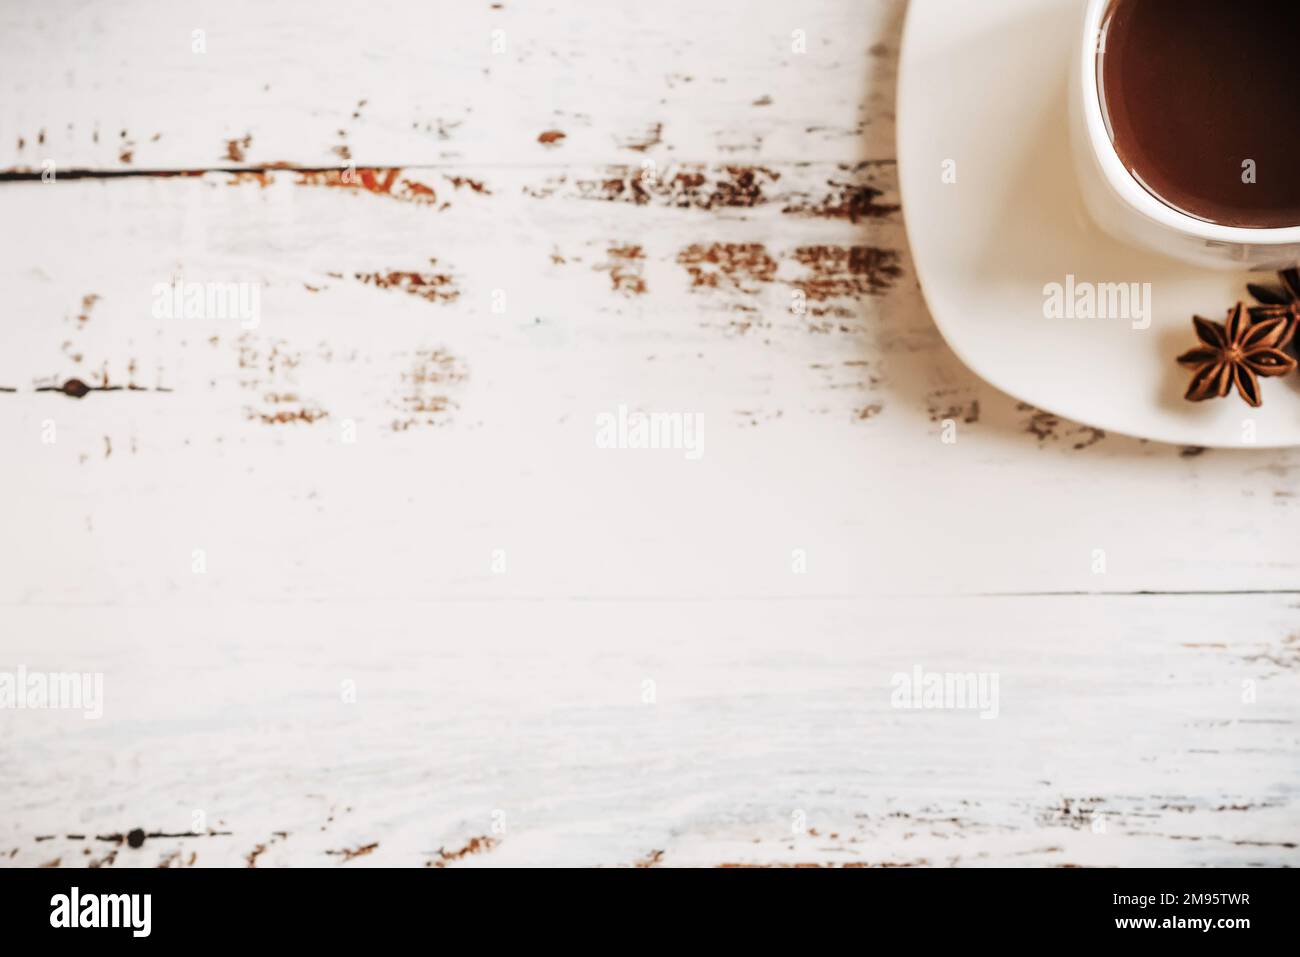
[{"x1": 1080, "y1": 0, "x2": 1300, "y2": 246}]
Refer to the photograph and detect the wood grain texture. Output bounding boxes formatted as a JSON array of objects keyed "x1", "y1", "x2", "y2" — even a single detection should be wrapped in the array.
[
  {"x1": 0, "y1": 0, "x2": 900, "y2": 170},
  {"x1": 3, "y1": 597, "x2": 1297, "y2": 868},
  {"x1": 0, "y1": 0, "x2": 1297, "y2": 867}
]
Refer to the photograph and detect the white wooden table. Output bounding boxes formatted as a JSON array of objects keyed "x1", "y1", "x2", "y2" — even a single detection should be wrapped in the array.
[{"x1": 1, "y1": 0, "x2": 1296, "y2": 868}]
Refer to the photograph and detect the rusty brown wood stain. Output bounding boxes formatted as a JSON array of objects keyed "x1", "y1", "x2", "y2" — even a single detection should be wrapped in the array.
[
  {"x1": 392, "y1": 347, "x2": 467, "y2": 430},
  {"x1": 1017, "y1": 403, "x2": 1106, "y2": 450},
  {"x1": 674, "y1": 243, "x2": 902, "y2": 306},
  {"x1": 224, "y1": 134, "x2": 252, "y2": 163},
  {"x1": 295, "y1": 168, "x2": 443, "y2": 206},
  {"x1": 535, "y1": 163, "x2": 901, "y2": 221},
  {"x1": 791, "y1": 245, "x2": 902, "y2": 299},
  {"x1": 354, "y1": 260, "x2": 459, "y2": 303},
  {"x1": 76, "y1": 293, "x2": 100, "y2": 324},
  {"x1": 595, "y1": 244, "x2": 647, "y2": 295},
  {"x1": 325, "y1": 842, "x2": 378, "y2": 862},
  {"x1": 251, "y1": 408, "x2": 328, "y2": 425},
  {"x1": 677, "y1": 243, "x2": 778, "y2": 294},
  {"x1": 782, "y1": 178, "x2": 900, "y2": 222},
  {"x1": 573, "y1": 164, "x2": 778, "y2": 210},
  {"x1": 446, "y1": 175, "x2": 490, "y2": 194},
  {"x1": 428, "y1": 835, "x2": 496, "y2": 867},
  {"x1": 616, "y1": 122, "x2": 664, "y2": 153},
  {"x1": 237, "y1": 334, "x2": 328, "y2": 425},
  {"x1": 926, "y1": 390, "x2": 980, "y2": 425}
]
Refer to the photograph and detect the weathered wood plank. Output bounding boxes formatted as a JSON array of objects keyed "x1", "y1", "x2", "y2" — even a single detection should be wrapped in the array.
[
  {"x1": 1, "y1": 171, "x2": 1298, "y2": 602},
  {"x1": 2, "y1": 596, "x2": 1295, "y2": 867},
  {"x1": 0, "y1": 0, "x2": 903, "y2": 172}
]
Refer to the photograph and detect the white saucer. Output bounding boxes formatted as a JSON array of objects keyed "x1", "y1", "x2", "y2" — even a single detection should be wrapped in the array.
[{"x1": 898, "y1": 0, "x2": 1300, "y2": 448}]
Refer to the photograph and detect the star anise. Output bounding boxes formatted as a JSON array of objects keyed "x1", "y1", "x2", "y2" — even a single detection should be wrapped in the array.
[
  {"x1": 1177, "y1": 302, "x2": 1295, "y2": 407},
  {"x1": 1247, "y1": 267, "x2": 1300, "y2": 358}
]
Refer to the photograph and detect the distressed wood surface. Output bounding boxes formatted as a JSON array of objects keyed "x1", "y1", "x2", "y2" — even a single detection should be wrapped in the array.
[
  {"x1": 1, "y1": 0, "x2": 1297, "y2": 867},
  {"x1": 0, "y1": 0, "x2": 900, "y2": 171}
]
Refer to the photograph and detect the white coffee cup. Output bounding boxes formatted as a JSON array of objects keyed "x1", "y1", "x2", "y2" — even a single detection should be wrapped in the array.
[{"x1": 1070, "y1": 0, "x2": 1300, "y2": 272}]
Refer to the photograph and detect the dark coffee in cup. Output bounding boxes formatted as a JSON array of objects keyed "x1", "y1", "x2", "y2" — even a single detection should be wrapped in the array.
[{"x1": 1099, "y1": 0, "x2": 1300, "y2": 229}]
